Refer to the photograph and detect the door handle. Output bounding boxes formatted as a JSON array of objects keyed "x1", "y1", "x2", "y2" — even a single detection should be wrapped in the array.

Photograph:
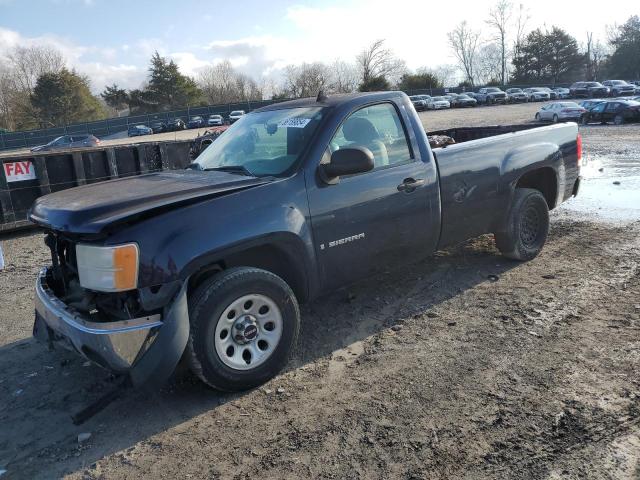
[{"x1": 397, "y1": 178, "x2": 425, "y2": 192}]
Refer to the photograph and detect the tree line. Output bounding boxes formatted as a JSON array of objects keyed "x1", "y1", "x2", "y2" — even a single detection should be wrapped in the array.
[
  {"x1": 448, "y1": 4, "x2": 639, "y2": 87},
  {"x1": 0, "y1": 11, "x2": 638, "y2": 132}
]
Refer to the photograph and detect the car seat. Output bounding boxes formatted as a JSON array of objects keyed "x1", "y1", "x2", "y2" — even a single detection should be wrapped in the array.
[{"x1": 342, "y1": 117, "x2": 389, "y2": 167}]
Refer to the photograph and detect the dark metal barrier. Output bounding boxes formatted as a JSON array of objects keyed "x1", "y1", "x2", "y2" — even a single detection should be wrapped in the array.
[{"x1": 0, "y1": 140, "x2": 192, "y2": 234}]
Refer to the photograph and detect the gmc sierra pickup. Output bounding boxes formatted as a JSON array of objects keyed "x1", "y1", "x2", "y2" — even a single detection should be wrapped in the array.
[{"x1": 30, "y1": 92, "x2": 582, "y2": 392}]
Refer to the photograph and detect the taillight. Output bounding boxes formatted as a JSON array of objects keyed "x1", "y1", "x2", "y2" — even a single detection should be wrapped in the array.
[{"x1": 576, "y1": 133, "x2": 582, "y2": 167}]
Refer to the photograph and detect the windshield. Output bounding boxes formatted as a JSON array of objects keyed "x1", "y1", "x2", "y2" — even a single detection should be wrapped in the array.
[
  {"x1": 195, "y1": 107, "x2": 323, "y2": 177},
  {"x1": 432, "y1": 97, "x2": 447, "y2": 101},
  {"x1": 559, "y1": 102, "x2": 580, "y2": 108},
  {"x1": 486, "y1": 88, "x2": 501, "y2": 92},
  {"x1": 230, "y1": 111, "x2": 244, "y2": 116}
]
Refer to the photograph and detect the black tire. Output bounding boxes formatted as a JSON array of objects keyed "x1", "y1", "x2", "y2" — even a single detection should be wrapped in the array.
[
  {"x1": 552, "y1": 114, "x2": 559, "y2": 123},
  {"x1": 614, "y1": 114, "x2": 625, "y2": 125},
  {"x1": 581, "y1": 115, "x2": 589, "y2": 125},
  {"x1": 187, "y1": 267, "x2": 300, "y2": 392},
  {"x1": 495, "y1": 188, "x2": 549, "y2": 261},
  {"x1": 535, "y1": 112, "x2": 541, "y2": 121}
]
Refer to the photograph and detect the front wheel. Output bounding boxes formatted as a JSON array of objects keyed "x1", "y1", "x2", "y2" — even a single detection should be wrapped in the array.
[
  {"x1": 552, "y1": 114, "x2": 559, "y2": 123},
  {"x1": 495, "y1": 188, "x2": 549, "y2": 261},
  {"x1": 535, "y1": 113, "x2": 541, "y2": 121},
  {"x1": 614, "y1": 114, "x2": 625, "y2": 125},
  {"x1": 187, "y1": 267, "x2": 300, "y2": 391}
]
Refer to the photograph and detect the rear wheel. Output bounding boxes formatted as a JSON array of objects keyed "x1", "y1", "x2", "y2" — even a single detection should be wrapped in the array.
[
  {"x1": 614, "y1": 114, "x2": 625, "y2": 125},
  {"x1": 187, "y1": 267, "x2": 300, "y2": 391},
  {"x1": 495, "y1": 188, "x2": 549, "y2": 261},
  {"x1": 581, "y1": 115, "x2": 589, "y2": 125},
  {"x1": 552, "y1": 114, "x2": 559, "y2": 123}
]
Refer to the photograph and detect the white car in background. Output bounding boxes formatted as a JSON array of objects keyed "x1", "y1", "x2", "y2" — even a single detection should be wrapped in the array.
[
  {"x1": 427, "y1": 96, "x2": 451, "y2": 110},
  {"x1": 229, "y1": 110, "x2": 246, "y2": 124},
  {"x1": 409, "y1": 95, "x2": 430, "y2": 111},
  {"x1": 535, "y1": 102, "x2": 586, "y2": 123},
  {"x1": 208, "y1": 114, "x2": 224, "y2": 126},
  {"x1": 524, "y1": 87, "x2": 551, "y2": 102}
]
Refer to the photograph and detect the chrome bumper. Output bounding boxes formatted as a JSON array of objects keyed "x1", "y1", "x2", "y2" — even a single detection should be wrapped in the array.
[{"x1": 33, "y1": 268, "x2": 190, "y2": 386}]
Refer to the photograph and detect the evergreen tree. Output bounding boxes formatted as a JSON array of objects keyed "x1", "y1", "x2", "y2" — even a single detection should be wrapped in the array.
[{"x1": 31, "y1": 68, "x2": 105, "y2": 127}]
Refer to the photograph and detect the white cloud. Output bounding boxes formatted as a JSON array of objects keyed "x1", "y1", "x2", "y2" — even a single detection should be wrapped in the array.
[{"x1": 0, "y1": 27, "x2": 145, "y2": 91}]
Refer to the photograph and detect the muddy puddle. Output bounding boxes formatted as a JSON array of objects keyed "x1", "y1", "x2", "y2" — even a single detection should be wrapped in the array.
[{"x1": 557, "y1": 146, "x2": 640, "y2": 224}]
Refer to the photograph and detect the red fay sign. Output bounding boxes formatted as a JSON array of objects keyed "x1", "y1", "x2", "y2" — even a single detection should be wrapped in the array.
[{"x1": 3, "y1": 161, "x2": 37, "y2": 182}]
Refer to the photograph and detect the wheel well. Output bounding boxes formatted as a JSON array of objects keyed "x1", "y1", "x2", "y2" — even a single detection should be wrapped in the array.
[
  {"x1": 515, "y1": 168, "x2": 558, "y2": 209},
  {"x1": 188, "y1": 244, "x2": 308, "y2": 303}
]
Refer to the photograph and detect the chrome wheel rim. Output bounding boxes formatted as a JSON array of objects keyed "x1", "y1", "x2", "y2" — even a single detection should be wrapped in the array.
[{"x1": 214, "y1": 294, "x2": 283, "y2": 371}]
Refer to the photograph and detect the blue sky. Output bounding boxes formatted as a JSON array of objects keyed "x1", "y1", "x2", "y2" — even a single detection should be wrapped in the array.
[{"x1": 1, "y1": 0, "x2": 638, "y2": 92}]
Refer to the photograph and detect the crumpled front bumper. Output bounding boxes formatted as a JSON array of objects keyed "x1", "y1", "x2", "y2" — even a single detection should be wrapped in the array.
[{"x1": 33, "y1": 268, "x2": 190, "y2": 387}]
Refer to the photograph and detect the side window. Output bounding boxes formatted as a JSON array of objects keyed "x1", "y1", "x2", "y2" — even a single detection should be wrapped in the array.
[
  {"x1": 605, "y1": 103, "x2": 618, "y2": 112},
  {"x1": 592, "y1": 103, "x2": 605, "y2": 113},
  {"x1": 329, "y1": 103, "x2": 412, "y2": 169}
]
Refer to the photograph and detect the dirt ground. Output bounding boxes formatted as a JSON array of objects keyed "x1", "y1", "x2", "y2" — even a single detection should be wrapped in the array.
[{"x1": 1, "y1": 105, "x2": 639, "y2": 480}]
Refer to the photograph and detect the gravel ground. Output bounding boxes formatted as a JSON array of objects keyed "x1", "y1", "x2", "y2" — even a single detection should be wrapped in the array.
[{"x1": 1, "y1": 103, "x2": 639, "y2": 479}]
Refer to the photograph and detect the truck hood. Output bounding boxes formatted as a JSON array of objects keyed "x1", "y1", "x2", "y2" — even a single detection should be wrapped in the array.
[{"x1": 29, "y1": 170, "x2": 272, "y2": 235}]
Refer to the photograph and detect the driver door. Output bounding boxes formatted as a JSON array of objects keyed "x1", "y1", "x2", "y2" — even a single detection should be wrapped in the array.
[{"x1": 307, "y1": 102, "x2": 437, "y2": 292}]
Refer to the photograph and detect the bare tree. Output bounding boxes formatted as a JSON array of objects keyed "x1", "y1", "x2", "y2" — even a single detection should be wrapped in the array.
[
  {"x1": 356, "y1": 39, "x2": 406, "y2": 85},
  {"x1": 447, "y1": 22, "x2": 481, "y2": 85},
  {"x1": 7, "y1": 45, "x2": 65, "y2": 94},
  {"x1": 198, "y1": 61, "x2": 262, "y2": 104},
  {"x1": 418, "y1": 65, "x2": 457, "y2": 87},
  {"x1": 329, "y1": 60, "x2": 359, "y2": 93},
  {"x1": 282, "y1": 63, "x2": 331, "y2": 98},
  {"x1": 476, "y1": 43, "x2": 504, "y2": 84},
  {"x1": 584, "y1": 34, "x2": 609, "y2": 81},
  {"x1": 514, "y1": 3, "x2": 530, "y2": 60},
  {"x1": 486, "y1": 0, "x2": 513, "y2": 85}
]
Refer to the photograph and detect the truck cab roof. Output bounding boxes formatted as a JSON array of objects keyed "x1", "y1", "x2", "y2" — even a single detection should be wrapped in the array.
[{"x1": 254, "y1": 91, "x2": 408, "y2": 113}]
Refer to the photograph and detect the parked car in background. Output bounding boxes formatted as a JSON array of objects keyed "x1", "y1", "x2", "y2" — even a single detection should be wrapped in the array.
[
  {"x1": 229, "y1": 110, "x2": 246, "y2": 124},
  {"x1": 476, "y1": 87, "x2": 508, "y2": 104},
  {"x1": 443, "y1": 93, "x2": 459, "y2": 104},
  {"x1": 570, "y1": 81, "x2": 609, "y2": 98},
  {"x1": 409, "y1": 95, "x2": 429, "y2": 111},
  {"x1": 31, "y1": 134, "x2": 100, "y2": 152},
  {"x1": 602, "y1": 80, "x2": 636, "y2": 97},
  {"x1": 427, "y1": 96, "x2": 451, "y2": 109},
  {"x1": 631, "y1": 81, "x2": 640, "y2": 93},
  {"x1": 523, "y1": 87, "x2": 551, "y2": 102},
  {"x1": 208, "y1": 114, "x2": 224, "y2": 126},
  {"x1": 150, "y1": 121, "x2": 167, "y2": 134},
  {"x1": 535, "y1": 102, "x2": 586, "y2": 123},
  {"x1": 578, "y1": 99, "x2": 606, "y2": 111},
  {"x1": 166, "y1": 118, "x2": 186, "y2": 131},
  {"x1": 551, "y1": 87, "x2": 571, "y2": 99},
  {"x1": 128, "y1": 125, "x2": 153, "y2": 137},
  {"x1": 581, "y1": 99, "x2": 640, "y2": 125},
  {"x1": 506, "y1": 88, "x2": 528, "y2": 103},
  {"x1": 451, "y1": 94, "x2": 477, "y2": 107},
  {"x1": 188, "y1": 116, "x2": 206, "y2": 129},
  {"x1": 462, "y1": 91, "x2": 479, "y2": 100}
]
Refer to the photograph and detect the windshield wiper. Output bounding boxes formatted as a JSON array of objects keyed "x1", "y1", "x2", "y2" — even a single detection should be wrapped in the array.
[{"x1": 202, "y1": 165, "x2": 254, "y2": 176}]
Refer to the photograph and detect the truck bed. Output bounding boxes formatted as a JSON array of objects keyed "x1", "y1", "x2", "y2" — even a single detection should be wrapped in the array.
[
  {"x1": 428, "y1": 124, "x2": 543, "y2": 144},
  {"x1": 428, "y1": 122, "x2": 580, "y2": 248}
]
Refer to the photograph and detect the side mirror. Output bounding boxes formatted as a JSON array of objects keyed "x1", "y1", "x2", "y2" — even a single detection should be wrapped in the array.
[{"x1": 320, "y1": 147, "x2": 374, "y2": 182}]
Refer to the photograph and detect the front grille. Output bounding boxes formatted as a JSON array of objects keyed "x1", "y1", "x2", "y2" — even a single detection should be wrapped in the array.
[{"x1": 45, "y1": 232, "x2": 78, "y2": 297}]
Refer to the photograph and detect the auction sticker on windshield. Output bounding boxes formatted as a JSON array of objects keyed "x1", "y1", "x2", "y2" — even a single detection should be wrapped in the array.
[
  {"x1": 3, "y1": 161, "x2": 36, "y2": 182},
  {"x1": 278, "y1": 118, "x2": 311, "y2": 128}
]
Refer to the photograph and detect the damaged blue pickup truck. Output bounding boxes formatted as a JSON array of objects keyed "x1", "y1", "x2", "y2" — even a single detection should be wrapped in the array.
[{"x1": 30, "y1": 91, "x2": 582, "y2": 392}]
